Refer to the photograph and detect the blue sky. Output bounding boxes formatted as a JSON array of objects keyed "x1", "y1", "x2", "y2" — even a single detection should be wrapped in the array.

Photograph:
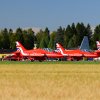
[{"x1": 0, "y1": 0, "x2": 100, "y2": 31}]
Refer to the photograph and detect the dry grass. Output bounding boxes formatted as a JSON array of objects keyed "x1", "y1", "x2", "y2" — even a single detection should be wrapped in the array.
[{"x1": 0, "y1": 64, "x2": 100, "y2": 100}]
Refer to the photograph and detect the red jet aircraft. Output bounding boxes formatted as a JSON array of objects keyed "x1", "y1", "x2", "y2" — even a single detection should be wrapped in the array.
[
  {"x1": 56, "y1": 43, "x2": 98, "y2": 61},
  {"x1": 16, "y1": 41, "x2": 63, "y2": 61}
]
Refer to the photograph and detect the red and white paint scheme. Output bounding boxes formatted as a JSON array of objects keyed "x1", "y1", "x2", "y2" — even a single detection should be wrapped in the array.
[
  {"x1": 56, "y1": 43, "x2": 98, "y2": 61},
  {"x1": 16, "y1": 41, "x2": 63, "y2": 61},
  {"x1": 96, "y1": 41, "x2": 100, "y2": 50}
]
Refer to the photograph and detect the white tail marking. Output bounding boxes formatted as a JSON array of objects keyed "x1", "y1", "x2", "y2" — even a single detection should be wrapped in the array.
[
  {"x1": 96, "y1": 41, "x2": 100, "y2": 50},
  {"x1": 56, "y1": 43, "x2": 67, "y2": 56}
]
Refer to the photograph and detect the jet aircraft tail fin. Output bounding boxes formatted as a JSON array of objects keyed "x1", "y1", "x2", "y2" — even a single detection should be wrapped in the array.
[
  {"x1": 79, "y1": 36, "x2": 90, "y2": 51},
  {"x1": 96, "y1": 41, "x2": 100, "y2": 50},
  {"x1": 16, "y1": 41, "x2": 27, "y2": 52}
]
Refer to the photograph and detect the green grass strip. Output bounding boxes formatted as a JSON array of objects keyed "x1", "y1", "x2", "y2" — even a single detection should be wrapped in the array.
[{"x1": 0, "y1": 61, "x2": 100, "y2": 64}]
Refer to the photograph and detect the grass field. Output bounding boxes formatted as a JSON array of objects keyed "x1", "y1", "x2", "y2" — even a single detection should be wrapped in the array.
[{"x1": 0, "y1": 62, "x2": 100, "y2": 100}]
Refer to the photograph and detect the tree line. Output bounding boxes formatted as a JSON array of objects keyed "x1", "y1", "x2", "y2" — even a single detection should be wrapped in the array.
[{"x1": 0, "y1": 22, "x2": 100, "y2": 50}]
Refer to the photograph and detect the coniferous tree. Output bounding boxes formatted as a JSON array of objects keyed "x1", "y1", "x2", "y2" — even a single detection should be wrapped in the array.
[
  {"x1": 71, "y1": 23, "x2": 77, "y2": 35},
  {"x1": 1, "y1": 28, "x2": 10, "y2": 49},
  {"x1": 63, "y1": 25, "x2": 72, "y2": 48},
  {"x1": 93, "y1": 25, "x2": 100, "y2": 41},
  {"x1": 67, "y1": 34, "x2": 78, "y2": 48},
  {"x1": 8, "y1": 29, "x2": 15, "y2": 49},
  {"x1": 91, "y1": 25, "x2": 100, "y2": 49},
  {"x1": 48, "y1": 31, "x2": 56, "y2": 49},
  {"x1": 40, "y1": 38, "x2": 46, "y2": 48},
  {"x1": 36, "y1": 29, "x2": 44, "y2": 48},
  {"x1": 43, "y1": 27, "x2": 50, "y2": 48},
  {"x1": 86, "y1": 24, "x2": 92, "y2": 38},
  {"x1": 27, "y1": 28, "x2": 35, "y2": 49},
  {"x1": 76, "y1": 23, "x2": 87, "y2": 46},
  {"x1": 39, "y1": 27, "x2": 50, "y2": 48},
  {"x1": 15, "y1": 28, "x2": 24, "y2": 44},
  {"x1": 55, "y1": 26, "x2": 64, "y2": 45}
]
